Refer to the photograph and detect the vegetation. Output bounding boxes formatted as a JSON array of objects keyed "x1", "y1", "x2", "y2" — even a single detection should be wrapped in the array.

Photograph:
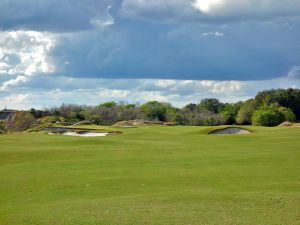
[
  {"x1": 255, "y1": 88, "x2": 300, "y2": 119},
  {"x1": 0, "y1": 126, "x2": 299, "y2": 224},
  {"x1": 5, "y1": 111, "x2": 36, "y2": 132},
  {"x1": 251, "y1": 106, "x2": 284, "y2": 126},
  {"x1": 1, "y1": 88, "x2": 300, "y2": 129},
  {"x1": 236, "y1": 99, "x2": 258, "y2": 125},
  {"x1": 0, "y1": 120, "x2": 6, "y2": 134}
]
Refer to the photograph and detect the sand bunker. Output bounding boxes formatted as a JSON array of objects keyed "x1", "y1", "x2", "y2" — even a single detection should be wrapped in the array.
[
  {"x1": 62, "y1": 132, "x2": 109, "y2": 137},
  {"x1": 44, "y1": 127, "x2": 111, "y2": 137},
  {"x1": 209, "y1": 127, "x2": 251, "y2": 135}
]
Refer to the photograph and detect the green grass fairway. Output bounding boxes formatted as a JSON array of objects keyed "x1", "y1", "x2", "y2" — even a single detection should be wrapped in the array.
[{"x1": 0, "y1": 126, "x2": 300, "y2": 225}]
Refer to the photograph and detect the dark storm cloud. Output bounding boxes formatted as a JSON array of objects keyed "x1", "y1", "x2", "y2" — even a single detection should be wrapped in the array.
[
  {"x1": 0, "y1": 0, "x2": 299, "y2": 81},
  {"x1": 0, "y1": 0, "x2": 117, "y2": 32},
  {"x1": 50, "y1": 20, "x2": 300, "y2": 80}
]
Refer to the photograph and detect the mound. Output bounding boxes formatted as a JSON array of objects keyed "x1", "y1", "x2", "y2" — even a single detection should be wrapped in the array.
[
  {"x1": 209, "y1": 127, "x2": 251, "y2": 135},
  {"x1": 73, "y1": 120, "x2": 93, "y2": 126},
  {"x1": 278, "y1": 122, "x2": 293, "y2": 127},
  {"x1": 114, "y1": 119, "x2": 163, "y2": 126}
]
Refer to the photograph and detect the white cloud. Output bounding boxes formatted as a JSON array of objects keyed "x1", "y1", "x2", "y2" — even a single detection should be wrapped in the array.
[
  {"x1": 0, "y1": 93, "x2": 31, "y2": 109},
  {"x1": 288, "y1": 66, "x2": 300, "y2": 79},
  {"x1": 0, "y1": 31, "x2": 55, "y2": 76},
  {"x1": 1, "y1": 74, "x2": 300, "y2": 109},
  {"x1": 121, "y1": 0, "x2": 300, "y2": 22},
  {"x1": 0, "y1": 75, "x2": 28, "y2": 91},
  {"x1": 199, "y1": 80, "x2": 242, "y2": 93},
  {"x1": 192, "y1": 0, "x2": 224, "y2": 13},
  {"x1": 99, "y1": 89, "x2": 130, "y2": 98},
  {"x1": 0, "y1": 30, "x2": 55, "y2": 91},
  {"x1": 90, "y1": 5, "x2": 115, "y2": 28},
  {"x1": 156, "y1": 80, "x2": 177, "y2": 88},
  {"x1": 202, "y1": 31, "x2": 224, "y2": 37}
]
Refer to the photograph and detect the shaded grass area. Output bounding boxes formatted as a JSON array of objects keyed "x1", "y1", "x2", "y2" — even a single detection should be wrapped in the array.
[{"x1": 0, "y1": 126, "x2": 299, "y2": 224}]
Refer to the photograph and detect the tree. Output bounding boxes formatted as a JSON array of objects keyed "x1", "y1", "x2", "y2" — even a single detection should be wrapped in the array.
[
  {"x1": 191, "y1": 110, "x2": 226, "y2": 126},
  {"x1": 183, "y1": 103, "x2": 198, "y2": 113},
  {"x1": 251, "y1": 106, "x2": 285, "y2": 126},
  {"x1": 220, "y1": 102, "x2": 242, "y2": 124},
  {"x1": 198, "y1": 98, "x2": 223, "y2": 113},
  {"x1": 99, "y1": 101, "x2": 117, "y2": 108},
  {"x1": 236, "y1": 99, "x2": 258, "y2": 125},
  {"x1": 255, "y1": 88, "x2": 300, "y2": 120},
  {"x1": 277, "y1": 106, "x2": 296, "y2": 122},
  {"x1": 140, "y1": 101, "x2": 171, "y2": 121}
]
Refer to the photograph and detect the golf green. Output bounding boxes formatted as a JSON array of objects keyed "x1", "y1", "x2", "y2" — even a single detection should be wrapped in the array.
[{"x1": 0, "y1": 126, "x2": 299, "y2": 225}]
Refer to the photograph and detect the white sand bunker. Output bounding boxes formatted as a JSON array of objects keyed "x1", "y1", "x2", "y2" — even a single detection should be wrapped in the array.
[
  {"x1": 61, "y1": 132, "x2": 109, "y2": 137},
  {"x1": 209, "y1": 127, "x2": 251, "y2": 135}
]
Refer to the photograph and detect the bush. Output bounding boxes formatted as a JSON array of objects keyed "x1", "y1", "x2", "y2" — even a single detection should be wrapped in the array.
[
  {"x1": 236, "y1": 100, "x2": 258, "y2": 125},
  {"x1": 141, "y1": 101, "x2": 172, "y2": 121},
  {"x1": 220, "y1": 102, "x2": 242, "y2": 124},
  {"x1": 277, "y1": 107, "x2": 296, "y2": 122},
  {"x1": 6, "y1": 111, "x2": 36, "y2": 132},
  {"x1": 251, "y1": 106, "x2": 285, "y2": 126},
  {"x1": 198, "y1": 98, "x2": 223, "y2": 113},
  {"x1": 0, "y1": 120, "x2": 6, "y2": 133}
]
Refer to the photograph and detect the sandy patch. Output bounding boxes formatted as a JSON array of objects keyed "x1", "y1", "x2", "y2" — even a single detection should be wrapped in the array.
[
  {"x1": 209, "y1": 127, "x2": 251, "y2": 135},
  {"x1": 52, "y1": 131, "x2": 109, "y2": 137}
]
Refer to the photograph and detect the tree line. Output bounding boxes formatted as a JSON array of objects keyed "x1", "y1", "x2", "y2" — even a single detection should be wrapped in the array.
[{"x1": 1, "y1": 88, "x2": 300, "y2": 132}]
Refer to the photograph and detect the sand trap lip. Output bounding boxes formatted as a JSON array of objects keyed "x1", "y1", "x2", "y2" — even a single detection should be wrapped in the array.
[
  {"x1": 61, "y1": 131, "x2": 109, "y2": 137},
  {"x1": 49, "y1": 131, "x2": 109, "y2": 137},
  {"x1": 44, "y1": 127, "x2": 115, "y2": 137},
  {"x1": 209, "y1": 127, "x2": 251, "y2": 135}
]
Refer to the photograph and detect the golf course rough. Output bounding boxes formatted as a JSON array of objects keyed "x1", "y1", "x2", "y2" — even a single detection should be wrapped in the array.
[{"x1": 0, "y1": 125, "x2": 299, "y2": 225}]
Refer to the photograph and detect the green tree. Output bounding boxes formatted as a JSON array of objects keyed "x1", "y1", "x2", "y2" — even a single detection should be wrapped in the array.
[
  {"x1": 251, "y1": 106, "x2": 285, "y2": 126},
  {"x1": 277, "y1": 107, "x2": 296, "y2": 122},
  {"x1": 220, "y1": 102, "x2": 242, "y2": 124},
  {"x1": 141, "y1": 101, "x2": 171, "y2": 121},
  {"x1": 236, "y1": 99, "x2": 258, "y2": 125},
  {"x1": 99, "y1": 101, "x2": 117, "y2": 108},
  {"x1": 255, "y1": 88, "x2": 300, "y2": 120},
  {"x1": 198, "y1": 98, "x2": 223, "y2": 113}
]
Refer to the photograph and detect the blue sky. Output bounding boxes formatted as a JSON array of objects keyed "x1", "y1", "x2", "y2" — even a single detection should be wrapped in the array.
[{"x1": 0, "y1": 0, "x2": 300, "y2": 109}]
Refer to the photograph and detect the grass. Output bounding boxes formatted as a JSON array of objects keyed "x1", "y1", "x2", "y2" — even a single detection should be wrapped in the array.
[{"x1": 0, "y1": 125, "x2": 299, "y2": 225}]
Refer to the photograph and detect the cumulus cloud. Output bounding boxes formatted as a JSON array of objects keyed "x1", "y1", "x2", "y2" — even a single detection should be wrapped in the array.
[
  {"x1": 0, "y1": 30, "x2": 55, "y2": 91},
  {"x1": 0, "y1": 76, "x2": 28, "y2": 91},
  {"x1": 0, "y1": 93, "x2": 31, "y2": 109},
  {"x1": 0, "y1": 31, "x2": 55, "y2": 76},
  {"x1": 2, "y1": 72, "x2": 300, "y2": 110},
  {"x1": 0, "y1": 0, "x2": 299, "y2": 101},
  {"x1": 192, "y1": 0, "x2": 224, "y2": 13},
  {"x1": 193, "y1": 0, "x2": 300, "y2": 19}
]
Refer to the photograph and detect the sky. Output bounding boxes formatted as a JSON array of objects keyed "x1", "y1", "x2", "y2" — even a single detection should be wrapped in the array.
[{"x1": 0, "y1": 0, "x2": 300, "y2": 109}]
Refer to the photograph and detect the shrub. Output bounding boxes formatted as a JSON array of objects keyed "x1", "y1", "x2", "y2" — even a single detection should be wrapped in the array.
[
  {"x1": 251, "y1": 106, "x2": 285, "y2": 126},
  {"x1": 220, "y1": 102, "x2": 242, "y2": 124},
  {"x1": 277, "y1": 107, "x2": 296, "y2": 122},
  {"x1": 0, "y1": 120, "x2": 6, "y2": 133},
  {"x1": 6, "y1": 111, "x2": 36, "y2": 132},
  {"x1": 198, "y1": 98, "x2": 223, "y2": 113},
  {"x1": 141, "y1": 101, "x2": 172, "y2": 121},
  {"x1": 236, "y1": 99, "x2": 258, "y2": 125}
]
